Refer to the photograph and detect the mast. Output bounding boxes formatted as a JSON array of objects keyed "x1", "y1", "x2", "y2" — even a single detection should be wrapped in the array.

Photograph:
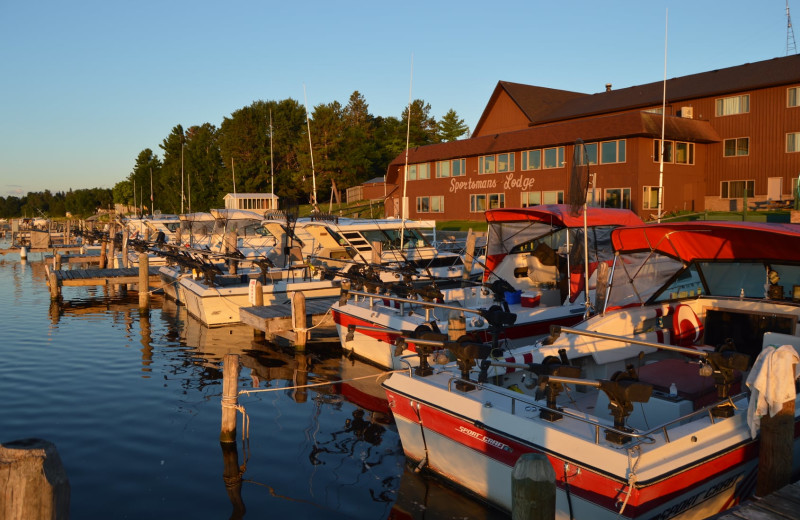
[
  {"x1": 303, "y1": 84, "x2": 318, "y2": 210},
  {"x1": 269, "y1": 109, "x2": 275, "y2": 207},
  {"x1": 657, "y1": 9, "x2": 668, "y2": 222},
  {"x1": 401, "y1": 54, "x2": 413, "y2": 250},
  {"x1": 149, "y1": 167, "x2": 154, "y2": 216}
]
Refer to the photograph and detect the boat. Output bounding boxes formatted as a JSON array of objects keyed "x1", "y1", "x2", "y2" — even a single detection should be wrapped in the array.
[
  {"x1": 331, "y1": 205, "x2": 642, "y2": 370},
  {"x1": 382, "y1": 221, "x2": 800, "y2": 519}
]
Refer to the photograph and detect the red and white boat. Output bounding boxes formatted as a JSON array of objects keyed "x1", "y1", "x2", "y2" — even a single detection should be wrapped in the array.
[
  {"x1": 383, "y1": 221, "x2": 800, "y2": 519},
  {"x1": 332, "y1": 205, "x2": 641, "y2": 370}
]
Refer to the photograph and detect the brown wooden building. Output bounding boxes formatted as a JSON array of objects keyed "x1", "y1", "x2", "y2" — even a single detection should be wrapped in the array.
[{"x1": 382, "y1": 54, "x2": 800, "y2": 221}]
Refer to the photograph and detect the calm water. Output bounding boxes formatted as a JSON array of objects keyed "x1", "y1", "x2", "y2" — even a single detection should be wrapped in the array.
[{"x1": 0, "y1": 243, "x2": 507, "y2": 519}]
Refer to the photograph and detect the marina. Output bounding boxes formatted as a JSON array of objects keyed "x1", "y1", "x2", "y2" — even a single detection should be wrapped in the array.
[{"x1": 0, "y1": 241, "x2": 506, "y2": 519}]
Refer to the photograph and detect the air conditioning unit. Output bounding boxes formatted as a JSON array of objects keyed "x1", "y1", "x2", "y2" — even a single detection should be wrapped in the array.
[{"x1": 678, "y1": 106, "x2": 693, "y2": 119}]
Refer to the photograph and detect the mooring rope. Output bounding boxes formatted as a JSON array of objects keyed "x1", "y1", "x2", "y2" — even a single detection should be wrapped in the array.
[
  {"x1": 238, "y1": 369, "x2": 400, "y2": 396},
  {"x1": 618, "y1": 444, "x2": 642, "y2": 516}
]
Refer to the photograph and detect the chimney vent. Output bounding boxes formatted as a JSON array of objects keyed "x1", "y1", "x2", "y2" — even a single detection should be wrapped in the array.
[{"x1": 605, "y1": 83, "x2": 612, "y2": 92}]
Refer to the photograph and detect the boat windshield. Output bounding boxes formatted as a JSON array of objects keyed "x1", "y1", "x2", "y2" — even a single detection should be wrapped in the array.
[
  {"x1": 361, "y1": 228, "x2": 430, "y2": 250},
  {"x1": 607, "y1": 250, "x2": 800, "y2": 308}
]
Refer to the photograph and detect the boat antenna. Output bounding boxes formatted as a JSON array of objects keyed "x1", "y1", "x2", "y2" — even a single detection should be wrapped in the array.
[
  {"x1": 303, "y1": 84, "x2": 319, "y2": 212},
  {"x1": 149, "y1": 167, "x2": 154, "y2": 216},
  {"x1": 401, "y1": 53, "x2": 413, "y2": 249},
  {"x1": 657, "y1": 8, "x2": 668, "y2": 222},
  {"x1": 269, "y1": 109, "x2": 275, "y2": 206},
  {"x1": 232, "y1": 157, "x2": 237, "y2": 198}
]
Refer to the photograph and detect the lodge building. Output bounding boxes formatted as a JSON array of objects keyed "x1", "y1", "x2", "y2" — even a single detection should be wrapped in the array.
[{"x1": 381, "y1": 54, "x2": 800, "y2": 221}]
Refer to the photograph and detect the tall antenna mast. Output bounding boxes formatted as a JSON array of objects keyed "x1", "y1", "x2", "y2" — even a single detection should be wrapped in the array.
[
  {"x1": 303, "y1": 84, "x2": 318, "y2": 211},
  {"x1": 401, "y1": 54, "x2": 413, "y2": 223},
  {"x1": 789, "y1": 1, "x2": 797, "y2": 55},
  {"x1": 657, "y1": 9, "x2": 668, "y2": 222},
  {"x1": 269, "y1": 109, "x2": 275, "y2": 203}
]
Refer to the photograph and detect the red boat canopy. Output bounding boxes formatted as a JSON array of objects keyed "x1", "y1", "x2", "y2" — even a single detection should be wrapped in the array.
[
  {"x1": 611, "y1": 222, "x2": 800, "y2": 262},
  {"x1": 485, "y1": 204, "x2": 642, "y2": 228}
]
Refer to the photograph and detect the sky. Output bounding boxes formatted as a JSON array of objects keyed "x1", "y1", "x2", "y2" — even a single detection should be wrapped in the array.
[{"x1": 0, "y1": 0, "x2": 794, "y2": 198}]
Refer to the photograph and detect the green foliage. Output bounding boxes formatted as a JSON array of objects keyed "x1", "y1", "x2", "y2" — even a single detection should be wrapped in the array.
[{"x1": 437, "y1": 109, "x2": 470, "y2": 142}]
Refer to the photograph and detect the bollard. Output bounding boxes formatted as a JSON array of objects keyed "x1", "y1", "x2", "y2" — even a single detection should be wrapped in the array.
[
  {"x1": 448, "y1": 315, "x2": 466, "y2": 341},
  {"x1": 220, "y1": 354, "x2": 241, "y2": 443},
  {"x1": 138, "y1": 253, "x2": 150, "y2": 311},
  {"x1": 292, "y1": 291, "x2": 308, "y2": 350},
  {"x1": 0, "y1": 438, "x2": 70, "y2": 520},
  {"x1": 20, "y1": 246, "x2": 27, "y2": 260},
  {"x1": 48, "y1": 269, "x2": 60, "y2": 300},
  {"x1": 512, "y1": 453, "x2": 556, "y2": 520},
  {"x1": 253, "y1": 281, "x2": 265, "y2": 340}
]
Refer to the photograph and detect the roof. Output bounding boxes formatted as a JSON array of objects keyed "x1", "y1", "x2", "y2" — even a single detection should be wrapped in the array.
[
  {"x1": 542, "y1": 55, "x2": 800, "y2": 123},
  {"x1": 473, "y1": 82, "x2": 587, "y2": 137},
  {"x1": 363, "y1": 177, "x2": 386, "y2": 185},
  {"x1": 223, "y1": 192, "x2": 278, "y2": 199},
  {"x1": 485, "y1": 204, "x2": 643, "y2": 228},
  {"x1": 611, "y1": 222, "x2": 800, "y2": 262},
  {"x1": 388, "y1": 112, "x2": 720, "y2": 167}
]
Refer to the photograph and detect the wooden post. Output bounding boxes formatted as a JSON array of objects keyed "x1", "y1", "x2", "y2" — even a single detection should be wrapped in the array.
[
  {"x1": 756, "y1": 362, "x2": 796, "y2": 497},
  {"x1": 20, "y1": 246, "x2": 27, "y2": 261},
  {"x1": 99, "y1": 236, "x2": 108, "y2": 269},
  {"x1": 371, "y1": 240, "x2": 382, "y2": 265},
  {"x1": 293, "y1": 352, "x2": 309, "y2": 404},
  {"x1": 253, "y1": 281, "x2": 265, "y2": 340},
  {"x1": 220, "y1": 441, "x2": 245, "y2": 517},
  {"x1": 292, "y1": 291, "x2": 307, "y2": 350},
  {"x1": 138, "y1": 252, "x2": 150, "y2": 311},
  {"x1": 512, "y1": 453, "x2": 556, "y2": 520},
  {"x1": 48, "y1": 269, "x2": 60, "y2": 300},
  {"x1": 220, "y1": 353, "x2": 240, "y2": 443},
  {"x1": 462, "y1": 228, "x2": 476, "y2": 281},
  {"x1": 0, "y1": 438, "x2": 70, "y2": 520},
  {"x1": 224, "y1": 230, "x2": 238, "y2": 275},
  {"x1": 54, "y1": 253, "x2": 62, "y2": 271},
  {"x1": 121, "y1": 231, "x2": 129, "y2": 268}
]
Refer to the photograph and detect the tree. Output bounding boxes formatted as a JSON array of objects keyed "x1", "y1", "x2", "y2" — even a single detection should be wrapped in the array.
[
  {"x1": 401, "y1": 99, "x2": 439, "y2": 148},
  {"x1": 437, "y1": 109, "x2": 469, "y2": 142},
  {"x1": 158, "y1": 125, "x2": 186, "y2": 214}
]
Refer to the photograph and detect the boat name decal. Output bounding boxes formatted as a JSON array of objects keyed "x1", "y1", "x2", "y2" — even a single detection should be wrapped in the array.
[
  {"x1": 456, "y1": 426, "x2": 512, "y2": 452},
  {"x1": 646, "y1": 472, "x2": 741, "y2": 520}
]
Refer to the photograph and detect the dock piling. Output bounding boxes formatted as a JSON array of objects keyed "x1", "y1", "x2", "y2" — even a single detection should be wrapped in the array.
[
  {"x1": 220, "y1": 353, "x2": 240, "y2": 443},
  {"x1": 0, "y1": 438, "x2": 70, "y2": 520},
  {"x1": 291, "y1": 292, "x2": 308, "y2": 350},
  {"x1": 512, "y1": 453, "x2": 556, "y2": 520},
  {"x1": 138, "y1": 253, "x2": 150, "y2": 311},
  {"x1": 756, "y1": 362, "x2": 796, "y2": 497}
]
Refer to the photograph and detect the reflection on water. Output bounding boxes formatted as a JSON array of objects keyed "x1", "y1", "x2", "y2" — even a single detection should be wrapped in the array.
[{"x1": 0, "y1": 247, "x2": 506, "y2": 519}]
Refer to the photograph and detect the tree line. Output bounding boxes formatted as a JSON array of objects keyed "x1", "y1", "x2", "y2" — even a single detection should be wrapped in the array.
[{"x1": 0, "y1": 92, "x2": 469, "y2": 219}]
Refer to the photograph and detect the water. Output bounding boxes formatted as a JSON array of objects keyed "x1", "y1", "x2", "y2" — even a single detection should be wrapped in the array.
[{"x1": 0, "y1": 245, "x2": 507, "y2": 519}]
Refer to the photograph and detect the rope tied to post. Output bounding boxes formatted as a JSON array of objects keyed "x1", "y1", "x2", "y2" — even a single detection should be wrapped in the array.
[{"x1": 618, "y1": 445, "x2": 642, "y2": 515}]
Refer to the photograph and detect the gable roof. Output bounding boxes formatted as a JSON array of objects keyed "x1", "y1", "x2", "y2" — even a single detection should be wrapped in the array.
[{"x1": 472, "y1": 82, "x2": 587, "y2": 136}]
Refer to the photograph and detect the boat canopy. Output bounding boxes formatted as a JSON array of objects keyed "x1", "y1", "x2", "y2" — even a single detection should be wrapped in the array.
[
  {"x1": 611, "y1": 222, "x2": 800, "y2": 263},
  {"x1": 485, "y1": 205, "x2": 643, "y2": 227},
  {"x1": 605, "y1": 222, "x2": 800, "y2": 309}
]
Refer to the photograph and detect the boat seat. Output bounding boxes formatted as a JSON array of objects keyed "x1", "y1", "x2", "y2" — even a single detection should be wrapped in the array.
[{"x1": 638, "y1": 358, "x2": 742, "y2": 410}]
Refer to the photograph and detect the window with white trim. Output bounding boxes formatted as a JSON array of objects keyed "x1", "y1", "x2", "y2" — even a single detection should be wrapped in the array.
[
  {"x1": 543, "y1": 147, "x2": 565, "y2": 169},
  {"x1": 721, "y1": 180, "x2": 754, "y2": 199},
  {"x1": 788, "y1": 132, "x2": 800, "y2": 153},
  {"x1": 715, "y1": 94, "x2": 749, "y2": 116},
  {"x1": 479, "y1": 153, "x2": 514, "y2": 174},
  {"x1": 408, "y1": 163, "x2": 430, "y2": 180},
  {"x1": 789, "y1": 87, "x2": 799, "y2": 108},
  {"x1": 542, "y1": 190, "x2": 564, "y2": 204},
  {"x1": 604, "y1": 188, "x2": 631, "y2": 209},
  {"x1": 416, "y1": 196, "x2": 444, "y2": 213},
  {"x1": 723, "y1": 138, "x2": 749, "y2": 157},
  {"x1": 521, "y1": 149, "x2": 541, "y2": 170},
  {"x1": 470, "y1": 193, "x2": 505, "y2": 212},
  {"x1": 642, "y1": 186, "x2": 661, "y2": 210},
  {"x1": 436, "y1": 158, "x2": 465, "y2": 178},
  {"x1": 521, "y1": 191, "x2": 540, "y2": 207}
]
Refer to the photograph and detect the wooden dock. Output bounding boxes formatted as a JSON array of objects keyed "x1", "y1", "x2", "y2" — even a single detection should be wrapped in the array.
[
  {"x1": 46, "y1": 265, "x2": 162, "y2": 299},
  {"x1": 239, "y1": 296, "x2": 339, "y2": 345},
  {"x1": 709, "y1": 481, "x2": 800, "y2": 519}
]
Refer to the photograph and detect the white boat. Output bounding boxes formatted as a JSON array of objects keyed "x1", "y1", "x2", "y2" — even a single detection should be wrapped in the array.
[
  {"x1": 331, "y1": 205, "x2": 642, "y2": 370},
  {"x1": 382, "y1": 221, "x2": 800, "y2": 519}
]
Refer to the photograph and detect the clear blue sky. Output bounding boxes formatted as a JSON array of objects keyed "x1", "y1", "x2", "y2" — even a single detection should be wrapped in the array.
[{"x1": 0, "y1": 0, "x2": 793, "y2": 198}]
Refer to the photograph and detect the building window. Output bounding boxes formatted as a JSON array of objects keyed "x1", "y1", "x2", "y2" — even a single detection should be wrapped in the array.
[
  {"x1": 583, "y1": 143, "x2": 598, "y2": 165},
  {"x1": 788, "y1": 132, "x2": 800, "y2": 153},
  {"x1": 721, "y1": 180, "x2": 754, "y2": 199},
  {"x1": 642, "y1": 186, "x2": 661, "y2": 210},
  {"x1": 479, "y1": 153, "x2": 514, "y2": 174},
  {"x1": 408, "y1": 163, "x2": 430, "y2": 180},
  {"x1": 543, "y1": 147, "x2": 565, "y2": 169},
  {"x1": 521, "y1": 149, "x2": 541, "y2": 170},
  {"x1": 604, "y1": 188, "x2": 631, "y2": 209},
  {"x1": 723, "y1": 137, "x2": 749, "y2": 157},
  {"x1": 521, "y1": 191, "x2": 541, "y2": 207},
  {"x1": 715, "y1": 94, "x2": 749, "y2": 116},
  {"x1": 470, "y1": 193, "x2": 505, "y2": 212},
  {"x1": 479, "y1": 155, "x2": 495, "y2": 174},
  {"x1": 542, "y1": 190, "x2": 564, "y2": 204},
  {"x1": 654, "y1": 139, "x2": 694, "y2": 164},
  {"x1": 435, "y1": 158, "x2": 465, "y2": 178},
  {"x1": 600, "y1": 140, "x2": 626, "y2": 164},
  {"x1": 789, "y1": 87, "x2": 799, "y2": 108},
  {"x1": 674, "y1": 142, "x2": 694, "y2": 164},
  {"x1": 417, "y1": 196, "x2": 443, "y2": 213},
  {"x1": 653, "y1": 139, "x2": 673, "y2": 162}
]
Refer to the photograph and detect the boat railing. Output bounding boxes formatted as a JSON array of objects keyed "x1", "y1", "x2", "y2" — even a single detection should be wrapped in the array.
[
  {"x1": 344, "y1": 288, "x2": 485, "y2": 322},
  {"x1": 439, "y1": 371, "x2": 750, "y2": 447}
]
